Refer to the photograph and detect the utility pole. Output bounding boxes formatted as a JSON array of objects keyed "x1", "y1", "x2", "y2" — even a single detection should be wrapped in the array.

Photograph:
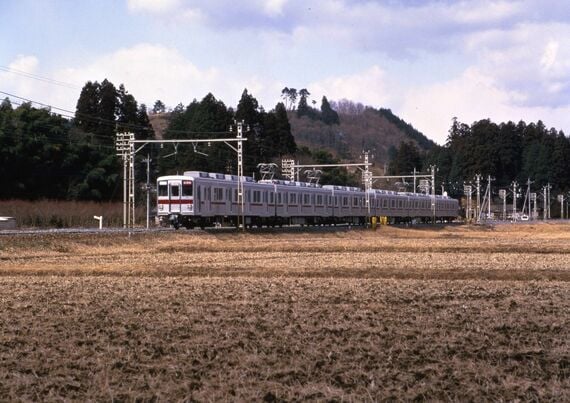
[
  {"x1": 542, "y1": 185, "x2": 548, "y2": 220},
  {"x1": 413, "y1": 167, "x2": 417, "y2": 195},
  {"x1": 499, "y1": 189, "x2": 506, "y2": 221},
  {"x1": 431, "y1": 165, "x2": 436, "y2": 224},
  {"x1": 511, "y1": 181, "x2": 518, "y2": 221},
  {"x1": 521, "y1": 178, "x2": 533, "y2": 219},
  {"x1": 475, "y1": 174, "x2": 482, "y2": 222},
  {"x1": 546, "y1": 182, "x2": 552, "y2": 220},
  {"x1": 115, "y1": 132, "x2": 132, "y2": 228},
  {"x1": 464, "y1": 184, "x2": 473, "y2": 222},
  {"x1": 142, "y1": 154, "x2": 152, "y2": 229},
  {"x1": 235, "y1": 120, "x2": 246, "y2": 230},
  {"x1": 486, "y1": 175, "x2": 494, "y2": 220},
  {"x1": 362, "y1": 151, "x2": 372, "y2": 218}
]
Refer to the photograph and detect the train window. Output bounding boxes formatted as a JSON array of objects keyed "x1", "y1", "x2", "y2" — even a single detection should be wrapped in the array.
[
  {"x1": 353, "y1": 197, "x2": 358, "y2": 206},
  {"x1": 182, "y1": 181, "x2": 193, "y2": 196},
  {"x1": 246, "y1": 190, "x2": 250, "y2": 202},
  {"x1": 253, "y1": 190, "x2": 261, "y2": 203},
  {"x1": 342, "y1": 196, "x2": 349, "y2": 207},
  {"x1": 382, "y1": 199, "x2": 388, "y2": 208},
  {"x1": 390, "y1": 199, "x2": 395, "y2": 208},
  {"x1": 263, "y1": 191, "x2": 268, "y2": 203},
  {"x1": 205, "y1": 187, "x2": 211, "y2": 201},
  {"x1": 158, "y1": 184, "x2": 168, "y2": 197},
  {"x1": 170, "y1": 185, "x2": 180, "y2": 197},
  {"x1": 303, "y1": 194, "x2": 310, "y2": 205},
  {"x1": 327, "y1": 195, "x2": 333, "y2": 206},
  {"x1": 289, "y1": 193, "x2": 297, "y2": 204},
  {"x1": 233, "y1": 189, "x2": 238, "y2": 202},
  {"x1": 277, "y1": 193, "x2": 282, "y2": 204},
  {"x1": 316, "y1": 195, "x2": 323, "y2": 205},
  {"x1": 269, "y1": 192, "x2": 274, "y2": 204},
  {"x1": 214, "y1": 188, "x2": 224, "y2": 201}
]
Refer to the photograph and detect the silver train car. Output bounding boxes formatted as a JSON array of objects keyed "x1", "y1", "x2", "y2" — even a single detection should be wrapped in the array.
[{"x1": 157, "y1": 171, "x2": 459, "y2": 229}]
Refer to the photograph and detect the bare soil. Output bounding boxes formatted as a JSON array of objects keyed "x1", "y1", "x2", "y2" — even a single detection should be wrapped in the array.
[{"x1": 0, "y1": 223, "x2": 569, "y2": 401}]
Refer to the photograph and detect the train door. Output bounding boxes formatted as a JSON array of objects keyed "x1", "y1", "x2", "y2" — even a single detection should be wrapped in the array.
[
  {"x1": 203, "y1": 186, "x2": 211, "y2": 216},
  {"x1": 157, "y1": 180, "x2": 169, "y2": 214},
  {"x1": 169, "y1": 180, "x2": 182, "y2": 213}
]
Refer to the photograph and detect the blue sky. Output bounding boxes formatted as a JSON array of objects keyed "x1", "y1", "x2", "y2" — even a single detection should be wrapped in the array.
[{"x1": 1, "y1": 0, "x2": 570, "y2": 144}]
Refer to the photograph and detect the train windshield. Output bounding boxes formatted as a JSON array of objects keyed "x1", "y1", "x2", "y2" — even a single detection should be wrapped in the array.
[
  {"x1": 158, "y1": 183, "x2": 168, "y2": 197},
  {"x1": 182, "y1": 181, "x2": 193, "y2": 196}
]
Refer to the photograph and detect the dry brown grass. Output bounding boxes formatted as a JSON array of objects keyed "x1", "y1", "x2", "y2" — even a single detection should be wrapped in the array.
[
  {"x1": 0, "y1": 222, "x2": 569, "y2": 400},
  {"x1": 0, "y1": 200, "x2": 145, "y2": 228}
]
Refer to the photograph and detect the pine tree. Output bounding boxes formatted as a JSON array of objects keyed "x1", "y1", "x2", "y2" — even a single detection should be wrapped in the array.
[
  {"x1": 75, "y1": 81, "x2": 100, "y2": 134},
  {"x1": 97, "y1": 79, "x2": 118, "y2": 138},
  {"x1": 320, "y1": 96, "x2": 339, "y2": 125}
]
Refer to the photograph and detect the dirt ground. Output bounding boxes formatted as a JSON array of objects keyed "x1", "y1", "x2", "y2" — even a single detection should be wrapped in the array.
[{"x1": 0, "y1": 223, "x2": 569, "y2": 401}]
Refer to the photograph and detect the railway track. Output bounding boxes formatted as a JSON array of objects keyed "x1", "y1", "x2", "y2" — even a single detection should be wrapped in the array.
[{"x1": 0, "y1": 223, "x2": 371, "y2": 236}]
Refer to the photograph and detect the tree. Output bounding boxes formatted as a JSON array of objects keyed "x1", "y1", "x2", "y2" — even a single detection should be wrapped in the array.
[
  {"x1": 263, "y1": 102, "x2": 296, "y2": 159},
  {"x1": 117, "y1": 84, "x2": 138, "y2": 133},
  {"x1": 160, "y1": 93, "x2": 233, "y2": 175},
  {"x1": 296, "y1": 88, "x2": 312, "y2": 118},
  {"x1": 281, "y1": 87, "x2": 298, "y2": 110},
  {"x1": 152, "y1": 100, "x2": 166, "y2": 114},
  {"x1": 320, "y1": 96, "x2": 339, "y2": 125},
  {"x1": 74, "y1": 81, "x2": 100, "y2": 134},
  {"x1": 236, "y1": 89, "x2": 263, "y2": 174},
  {"x1": 388, "y1": 141, "x2": 423, "y2": 175},
  {"x1": 97, "y1": 79, "x2": 118, "y2": 138}
]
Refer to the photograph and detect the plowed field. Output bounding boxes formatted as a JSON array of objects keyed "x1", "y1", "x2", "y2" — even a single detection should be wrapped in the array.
[{"x1": 1, "y1": 223, "x2": 569, "y2": 400}]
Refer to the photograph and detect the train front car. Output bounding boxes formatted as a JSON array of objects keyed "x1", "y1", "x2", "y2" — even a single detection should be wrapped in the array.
[{"x1": 157, "y1": 175, "x2": 194, "y2": 229}]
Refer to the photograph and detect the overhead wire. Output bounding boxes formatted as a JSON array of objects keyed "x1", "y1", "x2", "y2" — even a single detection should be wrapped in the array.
[
  {"x1": 0, "y1": 90, "x2": 154, "y2": 133},
  {"x1": 1, "y1": 98, "x2": 116, "y2": 149},
  {"x1": 1, "y1": 90, "x2": 237, "y2": 137},
  {"x1": 0, "y1": 65, "x2": 81, "y2": 90}
]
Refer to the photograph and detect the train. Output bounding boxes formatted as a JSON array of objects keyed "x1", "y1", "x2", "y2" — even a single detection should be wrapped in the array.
[{"x1": 157, "y1": 171, "x2": 459, "y2": 229}]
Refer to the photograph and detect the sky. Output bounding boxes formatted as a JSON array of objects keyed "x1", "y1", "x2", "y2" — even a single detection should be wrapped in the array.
[{"x1": 1, "y1": 0, "x2": 570, "y2": 144}]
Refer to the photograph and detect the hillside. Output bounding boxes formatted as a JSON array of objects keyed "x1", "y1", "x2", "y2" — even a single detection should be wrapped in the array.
[
  {"x1": 289, "y1": 106, "x2": 436, "y2": 173},
  {"x1": 148, "y1": 112, "x2": 169, "y2": 139},
  {"x1": 149, "y1": 104, "x2": 435, "y2": 175}
]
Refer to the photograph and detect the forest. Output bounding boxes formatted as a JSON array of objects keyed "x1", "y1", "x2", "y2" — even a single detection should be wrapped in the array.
[
  {"x1": 389, "y1": 117, "x2": 570, "y2": 199},
  {"x1": 1, "y1": 79, "x2": 569, "y2": 203}
]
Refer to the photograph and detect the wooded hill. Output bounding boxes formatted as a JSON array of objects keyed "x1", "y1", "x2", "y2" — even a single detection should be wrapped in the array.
[
  {"x1": 288, "y1": 99, "x2": 435, "y2": 170},
  {"x1": 1, "y1": 79, "x2": 568, "y2": 204}
]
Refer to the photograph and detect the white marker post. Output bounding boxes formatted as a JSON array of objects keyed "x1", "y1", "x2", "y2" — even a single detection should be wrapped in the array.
[{"x1": 93, "y1": 215, "x2": 103, "y2": 229}]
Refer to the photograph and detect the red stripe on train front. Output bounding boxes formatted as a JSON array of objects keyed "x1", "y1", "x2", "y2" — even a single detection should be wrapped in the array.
[{"x1": 158, "y1": 199, "x2": 193, "y2": 204}]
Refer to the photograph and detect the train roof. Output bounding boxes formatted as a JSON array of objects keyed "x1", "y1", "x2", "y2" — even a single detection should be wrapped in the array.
[{"x1": 159, "y1": 171, "x2": 455, "y2": 199}]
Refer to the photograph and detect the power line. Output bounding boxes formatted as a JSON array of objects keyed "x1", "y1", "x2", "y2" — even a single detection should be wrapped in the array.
[
  {"x1": 0, "y1": 90, "x2": 154, "y2": 132},
  {"x1": 1, "y1": 99, "x2": 117, "y2": 148},
  {"x1": 0, "y1": 65, "x2": 80, "y2": 90}
]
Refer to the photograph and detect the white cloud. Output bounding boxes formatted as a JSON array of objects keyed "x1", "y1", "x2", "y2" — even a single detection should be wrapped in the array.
[
  {"x1": 398, "y1": 67, "x2": 570, "y2": 145},
  {"x1": 60, "y1": 44, "x2": 229, "y2": 109},
  {"x1": 127, "y1": 0, "x2": 181, "y2": 13},
  {"x1": 309, "y1": 66, "x2": 394, "y2": 109},
  {"x1": 0, "y1": 55, "x2": 42, "y2": 103},
  {"x1": 465, "y1": 22, "x2": 570, "y2": 108},
  {"x1": 1, "y1": 45, "x2": 285, "y2": 115},
  {"x1": 263, "y1": 0, "x2": 288, "y2": 17}
]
